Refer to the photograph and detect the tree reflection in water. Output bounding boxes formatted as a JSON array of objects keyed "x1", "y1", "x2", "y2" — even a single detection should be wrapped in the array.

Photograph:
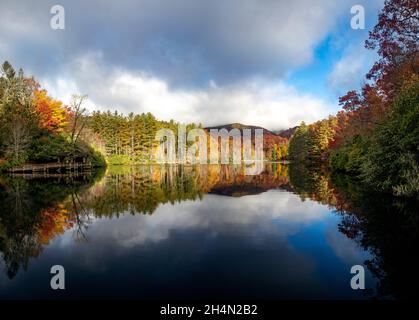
[
  {"x1": 0, "y1": 163, "x2": 417, "y2": 298},
  {"x1": 0, "y1": 171, "x2": 104, "y2": 278},
  {"x1": 289, "y1": 164, "x2": 419, "y2": 299}
]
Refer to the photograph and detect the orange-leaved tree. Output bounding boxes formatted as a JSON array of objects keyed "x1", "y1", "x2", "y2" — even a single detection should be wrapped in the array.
[{"x1": 33, "y1": 89, "x2": 69, "y2": 134}]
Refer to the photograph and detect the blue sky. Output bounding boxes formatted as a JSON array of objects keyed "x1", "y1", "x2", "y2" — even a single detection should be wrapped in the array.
[
  {"x1": 287, "y1": 7, "x2": 380, "y2": 106},
  {"x1": 0, "y1": 0, "x2": 384, "y2": 129}
]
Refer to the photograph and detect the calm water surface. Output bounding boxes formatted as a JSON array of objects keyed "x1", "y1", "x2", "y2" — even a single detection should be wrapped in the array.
[{"x1": 0, "y1": 164, "x2": 417, "y2": 299}]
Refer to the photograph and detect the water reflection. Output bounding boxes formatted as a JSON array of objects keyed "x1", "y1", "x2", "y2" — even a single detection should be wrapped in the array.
[
  {"x1": 289, "y1": 164, "x2": 419, "y2": 299},
  {"x1": 0, "y1": 172, "x2": 104, "y2": 279},
  {"x1": 0, "y1": 164, "x2": 417, "y2": 299}
]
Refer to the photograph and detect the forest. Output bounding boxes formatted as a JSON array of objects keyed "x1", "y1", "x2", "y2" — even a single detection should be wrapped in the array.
[
  {"x1": 0, "y1": 64, "x2": 106, "y2": 169},
  {"x1": 288, "y1": 0, "x2": 418, "y2": 197},
  {"x1": 0, "y1": 0, "x2": 418, "y2": 301},
  {"x1": 1, "y1": 0, "x2": 417, "y2": 199},
  {"x1": 0, "y1": 62, "x2": 287, "y2": 169},
  {"x1": 0, "y1": 62, "x2": 205, "y2": 168}
]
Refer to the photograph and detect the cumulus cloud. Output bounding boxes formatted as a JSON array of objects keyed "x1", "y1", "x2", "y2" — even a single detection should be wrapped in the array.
[
  {"x1": 0, "y1": 0, "x2": 346, "y2": 86},
  {"x1": 327, "y1": 44, "x2": 377, "y2": 95},
  {"x1": 0, "y1": 0, "x2": 383, "y2": 128},
  {"x1": 43, "y1": 53, "x2": 333, "y2": 129}
]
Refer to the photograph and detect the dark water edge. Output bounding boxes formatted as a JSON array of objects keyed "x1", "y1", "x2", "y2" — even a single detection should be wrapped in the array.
[
  {"x1": 289, "y1": 164, "x2": 419, "y2": 299},
  {"x1": 0, "y1": 164, "x2": 417, "y2": 299}
]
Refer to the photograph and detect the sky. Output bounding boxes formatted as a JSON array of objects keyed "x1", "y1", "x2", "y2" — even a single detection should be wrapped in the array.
[{"x1": 0, "y1": 0, "x2": 384, "y2": 130}]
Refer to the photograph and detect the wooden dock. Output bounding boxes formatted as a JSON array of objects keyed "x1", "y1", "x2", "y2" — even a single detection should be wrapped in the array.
[{"x1": 7, "y1": 162, "x2": 93, "y2": 173}]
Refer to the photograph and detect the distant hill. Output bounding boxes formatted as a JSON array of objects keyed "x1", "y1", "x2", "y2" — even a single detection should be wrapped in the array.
[
  {"x1": 275, "y1": 126, "x2": 298, "y2": 139},
  {"x1": 204, "y1": 123, "x2": 287, "y2": 150},
  {"x1": 205, "y1": 123, "x2": 278, "y2": 135}
]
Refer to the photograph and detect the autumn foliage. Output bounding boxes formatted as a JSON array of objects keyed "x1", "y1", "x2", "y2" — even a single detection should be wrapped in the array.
[
  {"x1": 33, "y1": 89, "x2": 70, "y2": 133},
  {"x1": 289, "y1": 0, "x2": 419, "y2": 196},
  {"x1": 0, "y1": 63, "x2": 105, "y2": 167}
]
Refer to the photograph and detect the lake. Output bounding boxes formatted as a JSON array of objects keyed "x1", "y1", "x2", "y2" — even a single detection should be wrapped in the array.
[{"x1": 0, "y1": 163, "x2": 417, "y2": 299}]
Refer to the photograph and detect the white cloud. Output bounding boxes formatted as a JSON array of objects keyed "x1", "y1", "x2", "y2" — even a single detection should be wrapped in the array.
[
  {"x1": 328, "y1": 44, "x2": 377, "y2": 95},
  {"x1": 0, "y1": 0, "x2": 348, "y2": 85},
  {"x1": 43, "y1": 53, "x2": 333, "y2": 130},
  {"x1": 0, "y1": 0, "x2": 384, "y2": 127}
]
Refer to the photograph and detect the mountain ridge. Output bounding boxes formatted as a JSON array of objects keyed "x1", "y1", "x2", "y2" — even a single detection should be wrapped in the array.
[{"x1": 204, "y1": 123, "x2": 288, "y2": 150}]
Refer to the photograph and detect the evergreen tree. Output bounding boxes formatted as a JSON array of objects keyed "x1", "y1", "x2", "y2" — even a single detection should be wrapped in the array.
[{"x1": 289, "y1": 122, "x2": 309, "y2": 163}]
